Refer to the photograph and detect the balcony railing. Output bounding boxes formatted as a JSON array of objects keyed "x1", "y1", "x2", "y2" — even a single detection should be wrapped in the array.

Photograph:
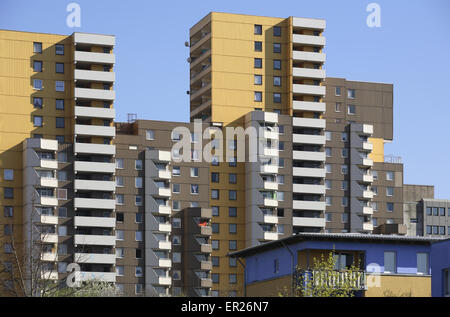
[{"x1": 294, "y1": 269, "x2": 366, "y2": 292}]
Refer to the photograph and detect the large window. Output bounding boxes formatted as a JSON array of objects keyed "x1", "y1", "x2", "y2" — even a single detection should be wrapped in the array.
[
  {"x1": 417, "y1": 253, "x2": 429, "y2": 274},
  {"x1": 384, "y1": 251, "x2": 396, "y2": 273},
  {"x1": 33, "y1": 116, "x2": 43, "y2": 127},
  {"x1": 254, "y1": 58, "x2": 262, "y2": 69},
  {"x1": 56, "y1": 99, "x2": 64, "y2": 110},
  {"x1": 33, "y1": 61, "x2": 42, "y2": 72},
  {"x1": 254, "y1": 75, "x2": 262, "y2": 85},
  {"x1": 347, "y1": 89, "x2": 355, "y2": 99},
  {"x1": 55, "y1": 81, "x2": 65, "y2": 92},
  {"x1": 56, "y1": 117, "x2": 65, "y2": 128},
  {"x1": 55, "y1": 63, "x2": 64, "y2": 74},
  {"x1": 33, "y1": 42, "x2": 42, "y2": 53},
  {"x1": 273, "y1": 59, "x2": 281, "y2": 70},
  {"x1": 273, "y1": 43, "x2": 281, "y2": 53},
  {"x1": 254, "y1": 41, "x2": 262, "y2": 52},
  {"x1": 254, "y1": 24, "x2": 262, "y2": 35},
  {"x1": 33, "y1": 79, "x2": 43, "y2": 90},
  {"x1": 254, "y1": 91, "x2": 262, "y2": 102},
  {"x1": 55, "y1": 44, "x2": 64, "y2": 55},
  {"x1": 273, "y1": 26, "x2": 281, "y2": 37}
]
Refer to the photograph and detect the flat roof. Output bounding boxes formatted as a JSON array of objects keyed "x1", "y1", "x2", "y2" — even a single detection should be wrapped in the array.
[{"x1": 228, "y1": 233, "x2": 448, "y2": 258}]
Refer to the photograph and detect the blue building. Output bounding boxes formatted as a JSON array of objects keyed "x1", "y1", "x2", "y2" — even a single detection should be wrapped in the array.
[
  {"x1": 431, "y1": 239, "x2": 450, "y2": 297},
  {"x1": 229, "y1": 233, "x2": 449, "y2": 297}
]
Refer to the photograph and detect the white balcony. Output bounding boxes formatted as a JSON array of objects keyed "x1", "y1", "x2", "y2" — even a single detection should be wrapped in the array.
[
  {"x1": 158, "y1": 241, "x2": 172, "y2": 250},
  {"x1": 41, "y1": 271, "x2": 58, "y2": 280},
  {"x1": 41, "y1": 253, "x2": 57, "y2": 262},
  {"x1": 75, "y1": 124, "x2": 116, "y2": 137},
  {"x1": 293, "y1": 134, "x2": 326, "y2": 145},
  {"x1": 293, "y1": 184, "x2": 326, "y2": 195},
  {"x1": 74, "y1": 33, "x2": 115, "y2": 46},
  {"x1": 39, "y1": 177, "x2": 58, "y2": 188},
  {"x1": 260, "y1": 164, "x2": 278, "y2": 174},
  {"x1": 147, "y1": 150, "x2": 171, "y2": 162},
  {"x1": 363, "y1": 207, "x2": 374, "y2": 215},
  {"x1": 201, "y1": 226, "x2": 212, "y2": 236},
  {"x1": 75, "y1": 271, "x2": 116, "y2": 283},
  {"x1": 293, "y1": 167, "x2": 326, "y2": 178},
  {"x1": 363, "y1": 142, "x2": 373, "y2": 151},
  {"x1": 293, "y1": 200, "x2": 326, "y2": 211},
  {"x1": 155, "y1": 205, "x2": 172, "y2": 215},
  {"x1": 263, "y1": 215, "x2": 278, "y2": 224},
  {"x1": 74, "y1": 216, "x2": 116, "y2": 228},
  {"x1": 74, "y1": 234, "x2": 116, "y2": 246},
  {"x1": 40, "y1": 159, "x2": 58, "y2": 170},
  {"x1": 41, "y1": 234, "x2": 58, "y2": 243},
  {"x1": 292, "y1": 217, "x2": 325, "y2": 228},
  {"x1": 293, "y1": 68, "x2": 326, "y2": 79},
  {"x1": 292, "y1": 17, "x2": 326, "y2": 29},
  {"x1": 363, "y1": 190, "x2": 374, "y2": 199},
  {"x1": 75, "y1": 106, "x2": 115, "y2": 120},
  {"x1": 362, "y1": 174, "x2": 374, "y2": 183},
  {"x1": 292, "y1": 51, "x2": 326, "y2": 63},
  {"x1": 293, "y1": 84, "x2": 326, "y2": 96},
  {"x1": 293, "y1": 101, "x2": 326, "y2": 112},
  {"x1": 362, "y1": 158, "x2": 373, "y2": 167},
  {"x1": 38, "y1": 196, "x2": 58, "y2": 207},
  {"x1": 74, "y1": 179, "x2": 116, "y2": 192},
  {"x1": 263, "y1": 130, "x2": 279, "y2": 140},
  {"x1": 293, "y1": 117, "x2": 326, "y2": 129},
  {"x1": 26, "y1": 138, "x2": 58, "y2": 151},
  {"x1": 159, "y1": 259, "x2": 172, "y2": 268},
  {"x1": 363, "y1": 223, "x2": 374, "y2": 231},
  {"x1": 74, "y1": 161, "x2": 116, "y2": 173},
  {"x1": 40, "y1": 215, "x2": 58, "y2": 225},
  {"x1": 74, "y1": 253, "x2": 116, "y2": 264},
  {"x1": 74, "y1": 69, "x2": 115, "y2": 83},
  {"x1": 74, "y1": 198, "x2": 116, "y2": 210},
  {"x1": 293, "y1": 34, "x2": 326, "y2": 47},
  {"x1": 75, "y1": 88, "x2": 115, "y2": 101},
  {"x1": 263, "y1": 181, "x2": 278, "y2": 191},
  {"x1": 74, "y1": 51, "x2": 115, "y2": 64},
  {"x1": 201, "y1": 261, "x2": 212, "y2": 271},
  {"x1": 263, "y1": 147, "x2": 278, "y2": 157},
  {"x1": 362, "y1": 124, "x2": 374, "y2": 135},
  {"x1": 158, "y1": 170, "x2": 172, "y2": 179},
  {"x1": 264, "y1": 198, "x2": 278, "y2": 207},
  {"x1": 263, "y1": 232, "x2": 278, "y2": 241},
  {"x1": 74, "y1": 143, "x2": 115, "y2": 155},
  {"x1": 158, "y1": 277, "x2": 172, "y2": 286},
  {"x1": 157, "y1": 187, "x2": 171, "y2": 197},
  {"x1": 201, "y1": 279, "x2": 213, "y2": 288},
  {"x1": 201, "y1": 244, "x2": 212, "y2": 253},
  {"x1": 157, "y1": 223, "x2": 172, "y2": 233},
  {"x1": 293, "y1": 151, "x2": 326, "y2": 162}
]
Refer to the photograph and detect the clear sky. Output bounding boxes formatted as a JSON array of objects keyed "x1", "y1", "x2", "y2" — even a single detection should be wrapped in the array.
[{"x1": 1, "y1": 0, "x2": 449, "y2": 198}]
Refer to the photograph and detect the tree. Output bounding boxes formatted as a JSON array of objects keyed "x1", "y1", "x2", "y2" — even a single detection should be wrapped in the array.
[{"x1": 291, "y1": 251, "x2": 365, "y2": 297}]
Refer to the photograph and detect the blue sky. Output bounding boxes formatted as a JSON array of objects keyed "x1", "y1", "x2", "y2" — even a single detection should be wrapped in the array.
[{"x1": 1, "y1": 0, "x2": 449, "y2": 198}]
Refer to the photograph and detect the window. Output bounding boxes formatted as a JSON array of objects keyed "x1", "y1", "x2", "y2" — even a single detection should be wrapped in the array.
[
  {"x1": 386, "y1": 187, "x2": 394, "y2": 196},
  {"x1": 341, "y1": 181, "x2": 348, "y2": 191},
  {"x1": 440, "y1": 226, "x2": 446, "y2": 235},
  {"x1": 116, "y1": 194, "x2": 124, "y2": 205},
  {"x1": 212, "y1": 273, "x2": 219, "y2": 283},
  {"x1": 4, "y1": 243, "x2": 13, "y2": 254},
  {"x1": 172, "y1": 218, "x2": 181, "y2": 228},
  {"x1": 55, "y1": 81, "x2": 64, "y2": 92},
  {"x1": 211, "y1": 189, "x2": 219, "y2": 200},
  {"x1": 211, "y1": 172, "x2": 219, "y2": 183},
  {"x1": 325, "y1": 196, "x2": 332, "y2": 206},
  {"x1": 55, "y1": 63, "x2": 64, "y2": 74},
  {"x1": 325, "y1": 213, "x2": 332, "y2": 222},
  {"x1": 254, "y1": 75, "x2": 262, "y2": 85},
  {"x1": 172, "y1": 166, "x2": 180, "y2": 176},
  {"x1": 212, "y1": 206, "x2": 219, "y2": 217},
  {"x1": 135, "y1": 249, "x2": 142, "y2": 259},
  {"x1": 229, "y1": 257, "x2": 237, "y2": 267},
  {"x1": 445, "y1": 270, "x2": 450, "y2": 296},
  {"x1": 254, "y1": 24, "x2": 262, "y2": 35},
  {"x1": 273, "y1": 60, "x2": 281, "y2": 70},
  {"x1": 372, "y1": 170, "x2": 378, "y2": 180},
  {"x1": 386, "y1": 171, "x2": 394, "y2": 181},
  {"x1": 342, "y1": 197, "x2": 348, "y2": 207},
  {"x1": 273, "y1": 43, "x2": 281, "y2": 53},
  {"x1": 341, "y1": 132, "x2": 348, "y2": 142},
  {"x1": 384, "y1": 251, "x2": 396, "y2": 273},
  {"x1": 273, "y1": 26, "x2": 281, "y2": 37},
  {"x1": 172, "y1": 270, "x2": 181, "y2": 280},
  {"x1": 135, "y1": 195, "x2": 143, "y2": 206},
  {"x1": 348, "y1": 105, "x2": 356, "y2": 115},
  {"x1": 273, "y1": 76, "x2": 281, "y2": 86},
  {"x1": 277, "y1": 191, "x2": 284, "y2": 201},
  {"x1": 33, "y1": 97, "x2": 43, "y2": 109},
  {"x1": 57, "y1": 244, "x2": 67, "y2": 255},
  {"x1": 347, "y1": 89, "x2": 356, "y2": 99},
  {"x1": 116, "y1": 266, "x2": 124, "y2": 276},
  {"x1": 372, "y1": 202, "x2": 378, "y2": 211},
  {"x1": 134, "y1": 160, "x2": 143, "y2": 170},
  {"x1": 229, "y1": 240, "x2": 237, "y2": 250},
  {"x1": 172, "y1": 235, "x2": 181, "y2": 245},
  {"x1": 116, "y1": 213, "x2": 124, "y2": 223},
  {"x1": 426, "y1": 225, "x2": 432, "y2": 235},
  {"x1": 229, "y1": 224, "x2": 237, "y2": 234},
  {"x1": 254, "y1": 41, "x2": 262, "y2": 52},
  {"x1": 57, "y1": 170, "x2": 67, "y2": 181},
  {"x1": 33, "y1": 79, "x2": 43, "y2": 90},
  {"x1": 55, "y1": 44, "x2": 64, "y2": 55},
  {"x1": 341, "y1": 148, "x2": 349, "y2": 158},
  {"x1": 229, "y1": 156, "x2": 237, "y2": 167},
  {"x1": 58, "y1": 226, "x2": 67, "y2": 236},
  {"x1": 56, "y1": 135, "x2": 65, "y2": 144},
  {"x1": 254, "y1": 58, "x2": 262, "y2": 68},
  {"x1": 212, "y1": 223, "x2": 220, "y2": 234},
  {"x1": 4, "y1": 224, "x2": 12, "y2": 235},
  {"x1": 325, "y1": 180, "x2": 331, "y2": 190},
  {"x1": 277, "y1": 175, "x2": 284, "y2": 184},
  {"x1": 190, "y1": 184, "x2": 199, "y2": 194},
  {"x1": 433, "y1": 207, "x2": 439, "y2": 216},
  {"x1": 229, "y1": 207, "x2": 237, "y2": 217},
  {"x1": 439, "y1": 207, "x2": 446, "y2": 216},
  {"x1": 55, "y1": 117, "x2": 64, "y2": 128},
  {"x1": 273, "y1": 93, "x2": 281, "y2": 103},
  {"x1": 135, "y1": 231, "x2": 143, "y2": 241},
  {"x1": 229, "y1": 274, "x2": 237, "y2": 284},
  {"x1": 229, "y1": 173, "x2": 237, "y2": 184},
  {"x1": 212, "y1": 240, "x2": 219, "y2": 250},
  {"x1": 335, "y1": 87, "x2": 341, "y2": 96},
  {"x1": 56, "y1": 99, "x2": 64, "y2": 110},
  {"x1": 335, "y1": 102, "x2": 341, "y2": 112},
  {"x1": 341, "y1": 165, "x2": 348, "y2": 175},
  {"x1": 145, "y1": 129, "x2": 155, "y2": 140},
  {"x1": 325, "y1": 147, "x2": 332, "y2": 157},
  {"x1": 341, "y1": 213, "x2": 349, "y2": 223},
  {"x1": 325, "y1": 131, "x2": 332, "y2": 141},
  {"x1": 4, "y1": 169, "x2": 13, "y2": 181},
  {"x1": 229, "y1": 190, "x2": 237, "y2": 200},
  {"x1": 33, "y1": 61, "x2": 42, "y2": 72},
  {"x1": 116, "y1": 158, "x2": 124, "y2": 169},
  {"x1": 135, "y1": 213, "x2": 143, "y2": 223},
  {"x1": 254, "y1": 91, "x2": 262, "y2": 102},
  {"x1": 4, "y1": 206, "x2": 13, "y2": 217},
  {"x1": 33, "y1": 42, "x2": 42, "y2": 53},
  {"x1": 172, "y1": 183, "x2": 180, "y2": 193},
  {"x1": 4, "y1": 187, "x2": 13, "y2": 199},
  {"x1": 190, "y1": 167, "x2": 199, "y2": 177},
  {"x1": 325, "y1": 164, "x2": 332, "y2": 173},
  {"x1": 279, "y1": 158, "x2": 284, "y2": 168},
  {"x1": 33, "y1": 116, "x2": 42, "y2": 127},
  {"x1": 387, "y1": 202, "x2": 394, "y2": 212}
]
